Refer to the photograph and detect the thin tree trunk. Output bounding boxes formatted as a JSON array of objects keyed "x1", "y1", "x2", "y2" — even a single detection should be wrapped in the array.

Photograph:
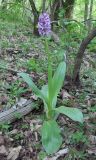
[
  {"x1": 51, "y1": 0, "x2": 59, "y2": 22},
  {"x1": 88, "y1": 0, "x2": 93, "y2": 32},
  {"x1": 72, "y1": 28, "x2": 96, "y2": 85},
  {"x1": 1, "y1": 0, "x2": 7, "y2": 10},
  {"x1": 64, "y1": 0, "x2": 75, "y2": 19},
  {"x1": 51, "y1": 0, "x2": 75, "y2": 22},
  {"x1": 84, "y1": 0, "x2": 89, "y2": 26},
  {"x1": 29, "y1": 0, "x2": 39, "y2": 35}
]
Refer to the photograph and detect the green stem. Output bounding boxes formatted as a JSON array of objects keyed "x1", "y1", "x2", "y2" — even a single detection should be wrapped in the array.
[{"x1": 45, "y1": 38, "x2": 53, "y2": 118}]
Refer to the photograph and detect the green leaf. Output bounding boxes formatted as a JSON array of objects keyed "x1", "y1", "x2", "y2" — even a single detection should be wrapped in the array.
[
  {"x1": 18, "y1": 72, "x2": 48, "y2": 103},
  {"x1": 41, "y1": 85, "x2": 48, "y2": 99},
  {"x1": 52, "y1": 62, "x2": 66, "y2": 107},
  {"x1": 41, "y1": 85, "x2": 49, "y2": 111},
  {"x1": 54, "y1": 106, "x2": 83, "y2": 123},
  {"x1": 42, "y1": 120, "x2": 62, "y2": 154}
]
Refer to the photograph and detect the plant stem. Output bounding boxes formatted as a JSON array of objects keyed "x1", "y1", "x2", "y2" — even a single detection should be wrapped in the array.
[{"x1": 45, "y1": 38, "x2": 53, "y2": 118}]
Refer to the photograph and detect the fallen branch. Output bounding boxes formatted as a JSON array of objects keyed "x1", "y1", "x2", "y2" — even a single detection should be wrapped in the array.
[
  {"x1": 44, "y1": 148, "x2": 69, "y2": 160},
  {"x1": 0, "y1": 100, "x2": 36, "y2": 124}
]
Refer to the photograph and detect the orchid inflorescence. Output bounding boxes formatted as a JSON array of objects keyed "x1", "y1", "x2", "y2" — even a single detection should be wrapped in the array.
[{"x1": 38, "y1": 12, "x2": 51, "y2": 36}]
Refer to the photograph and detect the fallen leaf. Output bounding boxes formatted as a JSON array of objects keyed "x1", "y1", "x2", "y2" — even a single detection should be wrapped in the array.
[
  {"x1": 0, "y1": 135, "x2": 5, "y2": 145},
  {"x1": 7, "y1": 146, "x2": 22, "y2": 160},
  {"x1": 0, "y1": 145, "x2": 8, "y2": 156},
  {"x1": 61, "y1": 89, "x2": 73, "y2": 99},
  {"x1": 9, "y1": 129, "x2": 18, "y2": 135},
  {"x1": 89, "y1": 135, "x2": 96, "y2": 145},
  {"x1": 17, "y1": 98, "x2": 27, "y2": 107},
  {"x1": 87, "y1": 146, "x2": 96, "y2": 155}
]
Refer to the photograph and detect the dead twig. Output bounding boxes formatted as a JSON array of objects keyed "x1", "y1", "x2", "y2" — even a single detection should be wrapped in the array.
[{"x1": 44, "y1": 148, "x2": 69, "y2": 160}]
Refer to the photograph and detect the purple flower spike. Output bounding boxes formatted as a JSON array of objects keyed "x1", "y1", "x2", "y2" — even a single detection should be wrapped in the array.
[{"x1": 38, "y1": 12, "x2": 51, "y2": 36}]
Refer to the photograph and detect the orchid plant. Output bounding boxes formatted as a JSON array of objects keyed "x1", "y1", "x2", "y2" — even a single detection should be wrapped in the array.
[{"x1": 18, "y1": 13, "x2": 83, "y2": 154}]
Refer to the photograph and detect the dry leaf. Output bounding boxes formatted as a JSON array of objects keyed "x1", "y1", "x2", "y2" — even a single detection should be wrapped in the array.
[
  {"x1": 7, "y1": 146, "x2": 22, "y2": 160},
  {"x1": 87, "y1": 147, "x2": 96, "y2": 155},
  {"x1": 61, "y1": 89, "x2": 73, "y2": 99},
  {"x1": 0, "y1": 135, "x2": 5, "y2": 145},
  {"x1": 89, "y1": 135, "x2": 96, "y2": 145},
  {"x1": 0, "y1": 145, "x2": 8, "y2": 156},
  {"x1": 17, "y1": 98, "x2": 27, "y2": 107},
  {"x1": 9, "y1": 129, "x2": 18, "y2": 135}
]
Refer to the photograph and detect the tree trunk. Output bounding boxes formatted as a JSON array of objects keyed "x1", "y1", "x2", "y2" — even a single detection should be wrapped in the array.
[
  {"x1": 72, "y1": 28, "x2": 96, "y2": 85},
  {"x1": 29, "y1": 0, "x2": 39, "y2": 35},
  {"x1": 64, "y1": 0, "x2": 75, "y2": 19},
  {"x1": 51, "y1": 0, "x2": 60, "y2": 22},
  {"x1": 88, "y1": 0, "x2": 93, "y2": 32},
  {"x1": 1, "y1": 0, "x2": 7, "y2": 10},
  {"x1": 51, "y1": 0, "x2": 75, "y2": 22},
  {"x1": 84, "y1": 0, "x2": 89, "y2": 26}
]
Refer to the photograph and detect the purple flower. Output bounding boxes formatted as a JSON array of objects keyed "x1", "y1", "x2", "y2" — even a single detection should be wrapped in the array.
[{"x1": 38, "y1": 13, "x2": 51, "y2": 36}]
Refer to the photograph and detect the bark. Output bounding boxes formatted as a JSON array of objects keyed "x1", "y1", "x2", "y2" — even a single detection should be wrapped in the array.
[
  {"x1": 84, "y1": 0, "x2": 89, "y2": 26},
  {"x1": 0, "y1": 100, "x2": 35, "y2": 124},
  {"x1": 29, "y1": 0, "x2": 39, "y2": 35},
  {"x1": 1, "y1": 0, "x2": 7, "y2": 10},
  {"x1": 72, "y1": 28, "x2": 96, "y2": 85},
  {"x1": 51, "y1": 0, "x2": 75, "y2": 23},
  {"x1": 64, "y1": 0, "x2": 75, "y2": 19},
  {"x1": 88, "y1": 0, "x2": 93, "y2": 32},
  {"x1": 51, "y1": 0, "x2": 60, "y2": 22}
]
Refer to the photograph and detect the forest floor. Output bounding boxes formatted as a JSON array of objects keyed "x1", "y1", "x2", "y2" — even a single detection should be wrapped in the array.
[{"x1": 0, "y1": 20, "x2": 96, "y2": 160}]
